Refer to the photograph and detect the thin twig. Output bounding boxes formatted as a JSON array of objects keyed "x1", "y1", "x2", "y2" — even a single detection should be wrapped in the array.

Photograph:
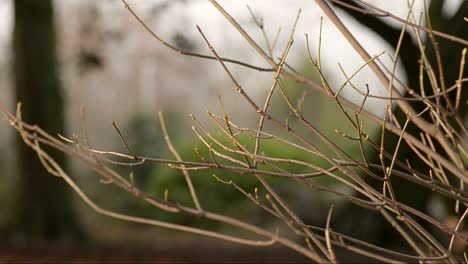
[{"x1": 159, "y1": 111, "x2": 202, "y2": 211}]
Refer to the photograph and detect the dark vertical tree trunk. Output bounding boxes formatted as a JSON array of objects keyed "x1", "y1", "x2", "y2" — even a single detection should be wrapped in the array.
[{"x1": 12, "y1": 0, "x2": 82, "y2": 243}]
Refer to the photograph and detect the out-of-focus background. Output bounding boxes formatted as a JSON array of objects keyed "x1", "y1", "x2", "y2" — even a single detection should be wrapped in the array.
[{"x1": 0, "y1": 0, "x2": 465, "y2": 262}]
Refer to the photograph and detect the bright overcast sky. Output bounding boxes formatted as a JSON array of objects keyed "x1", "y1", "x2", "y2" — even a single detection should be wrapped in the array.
[
  {"x1": 0, "y1": 0, "x2": 464, "y2": 115},
  {"x1": 122, "y1": 0, "x2": 464, "y2": 115},
  {"x1": 0, "y1": 0, "x2": 463, "y2": 58}
]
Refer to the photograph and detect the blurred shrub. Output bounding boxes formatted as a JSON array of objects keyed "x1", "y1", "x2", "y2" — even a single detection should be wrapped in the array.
[
  {"x1": 110, "y1": 60, "x2": 377, "y2": 231},
  {"x1": 135, "y1": 130, "x2": 346, "y2": 230}
]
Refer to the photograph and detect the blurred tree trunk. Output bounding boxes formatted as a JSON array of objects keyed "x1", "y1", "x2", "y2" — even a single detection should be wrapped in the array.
[
  {"x1": 12, "y1": 0, "x2": 82, "y2": 243},
  {"x1": 332, "y1": 0, "x2": 467, "y2": 245}
]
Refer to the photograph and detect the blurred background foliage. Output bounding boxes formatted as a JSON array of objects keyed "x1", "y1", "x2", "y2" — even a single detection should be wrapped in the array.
[{"x1": 103, "y1": 95, "x2": 373, "y2": 232}]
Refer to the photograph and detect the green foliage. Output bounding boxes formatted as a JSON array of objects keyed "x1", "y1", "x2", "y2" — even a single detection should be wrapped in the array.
[
  {"x1": 119, "y1": 58, "x2": 378, "y2": 230},
  {"x1": 141, "y1": 136, "x2": 262, "y2": 227},
  {"x1": 134, "y1": 125, "x2": 362, "y2": 229},
  {"x1": 137, "y1": 132, "x2": 321, "y2": 229}
]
